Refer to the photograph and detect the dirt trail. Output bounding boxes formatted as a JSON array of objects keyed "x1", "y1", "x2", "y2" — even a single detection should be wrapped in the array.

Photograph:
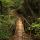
[{"x1": 9, "y1": 17, "x2": 33, "y2": 40}]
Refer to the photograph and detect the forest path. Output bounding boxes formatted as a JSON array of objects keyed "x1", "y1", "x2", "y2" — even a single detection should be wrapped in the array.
[{"x1": 9, "y1": 17, "x2": 33, "y2": 40}]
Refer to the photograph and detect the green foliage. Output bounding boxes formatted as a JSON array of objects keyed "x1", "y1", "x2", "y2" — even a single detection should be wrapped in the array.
[
  {"x1": 1, "y1": 0, "x2": 14, "y2": 7},
  {"x1": 0, "y1": 0, "x2": 40, "y2": 39},
  {"x1": 31, "y1": 18, "x2": 40, "y2": 37},
  {"x1": 0, "y1": 0, "x2": 23, "y2": 8},
  {"x1": 0, "y1": 15, "x2": 17, "y2": 39},
  {"x1": 0, "y1": 0, "x2": 23, "y2": 15},
  {"x1": 32, "y1": 18, "x2": 40, "y2": 28},
  {"x1": 32, "y1": 23, "x2": 40, "y2": 28}
]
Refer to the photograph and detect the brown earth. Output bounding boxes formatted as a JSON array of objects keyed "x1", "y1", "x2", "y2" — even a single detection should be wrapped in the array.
[{"x1": 9, "y1": 17, "x2": 33, "y2": 40}]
